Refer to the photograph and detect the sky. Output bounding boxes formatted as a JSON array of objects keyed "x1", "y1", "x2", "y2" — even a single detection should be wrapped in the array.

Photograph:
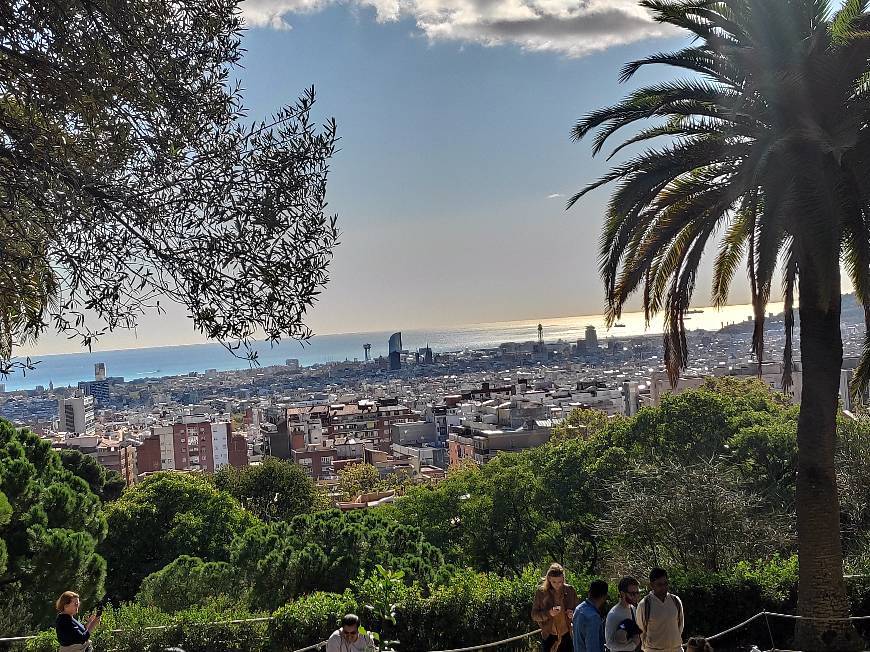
[{"x1": 25, "y1": 1, "x2": 757, "y2": 355}]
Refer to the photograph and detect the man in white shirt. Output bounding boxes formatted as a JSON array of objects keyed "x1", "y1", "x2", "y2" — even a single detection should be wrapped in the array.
[
  {"x1": 605, "y1": 576, "x2": 642, "y2": 652},
  {"x1": 326, "y1": 614, "x2": 377, "y2": 652},
  {"x1": 635, "y1": 568, "x2": 683, "y2": 652}
]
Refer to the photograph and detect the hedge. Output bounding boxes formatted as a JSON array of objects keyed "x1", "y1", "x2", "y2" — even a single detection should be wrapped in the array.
[
  {"x1": 25, "y1": 602, "x2": 268, "y2": 652},
  {"x1": 24, "y1": 561, "x2": 870, "y2": 652}
]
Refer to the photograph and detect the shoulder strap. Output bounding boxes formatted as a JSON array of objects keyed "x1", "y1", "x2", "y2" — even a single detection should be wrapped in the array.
[{"x1": 671, "y1": 594, "x2": 683, "y2": 628}]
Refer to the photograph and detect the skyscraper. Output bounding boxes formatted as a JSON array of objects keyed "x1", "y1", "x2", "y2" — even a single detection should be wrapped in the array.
[
  {"x1": 388, "y1": 332, "x2": 403, "y2": 370},
  {"x1": 585, "y1": 326, "x2": 599, "y2": 350}
]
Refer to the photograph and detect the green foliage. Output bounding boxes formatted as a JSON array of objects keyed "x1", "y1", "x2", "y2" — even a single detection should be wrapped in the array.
[
  {"x1": 268, "y1": 569, "x2": 542, "y2": 652},
  {"x1": 3, "y1": 2, "x2": 340, "y2": 372},
  {"x1": 26, "y1": 602, "x2": 269, "y2": 652},
  {"x1": 353, "y1": 565, "x2": 408, "y2": 650},
  {"x1": 102, "y1": 472, "x2": 258, "y2": 601},
  {"x1": 337, "y1": 463, "x2": 385, "y2": 501},
  {"x1": 601, "y1": 459, "x2": 792, "y2": 574},
  {"x1": 396, "y1": 446, "x2": 604, "y2": 575},
  {"x1": 58, "y1": 448, "x2": 126, "y2": 502},
  {"x1": 0, "y1": 419, "x2": 106, "y2": 628},
  {"x1": 268, "y1": 592, "x2": 357, "y2": 652},
  {"x1": 213, "y1": 457, "x2": 317, "y2": 522},
  {"x1": 138, "y1": 555, "x2": 241, "y2": 613},
  {"x1": 393, "y1": 568, "x2": 542, "y2": 651},
  {"x1": 551, "y1": 407, "x2": 615, "y2": 440},
  {"x1": 231, "y1": 509, "x2": 446, "y2": 612},
  {"x1": 0, "y1": 489, "x2": 10, "y2": 576}
]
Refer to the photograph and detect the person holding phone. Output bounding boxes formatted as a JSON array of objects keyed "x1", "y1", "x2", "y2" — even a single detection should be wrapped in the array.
[
  {"x1": 532, "y1": 563, "x2": 579, "y2": 652},
  {"x1": 55, "y1": 591, "x2": 100, "y2": 652}
]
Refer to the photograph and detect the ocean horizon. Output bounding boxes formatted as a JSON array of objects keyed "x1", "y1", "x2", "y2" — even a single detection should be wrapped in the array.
[{"x1": 2, "y1": 301, "x2": 777, "y2": 392}]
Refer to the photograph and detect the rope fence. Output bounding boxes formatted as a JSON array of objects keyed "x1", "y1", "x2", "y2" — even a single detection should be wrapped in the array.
[
  {"x1": 427, "y1": 629, "x2": 541, "y2": 652},
  {"x1": 6, "y1": 612, "x2": 870, "y2": 652},
  {"x1": 0, "y1": 617, "x2": 275, "y2": 644}
]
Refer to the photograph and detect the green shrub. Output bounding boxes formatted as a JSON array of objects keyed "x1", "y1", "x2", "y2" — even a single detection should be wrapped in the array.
[
  {"x1": 390, "y1": 567, "x2": 546, "y2": 651},
  {"x1": 24, "y1": 630, "x2": 56, "y2": 652},
  {"x1": 138, "y1": 555, "x2": 242, "y2": 612},
  {"x1": 26, "y1": 604, "x2": 269, "y2": 652},
  {"x1": 268, "y1": 592, "x2": 357, "y2": 652}
]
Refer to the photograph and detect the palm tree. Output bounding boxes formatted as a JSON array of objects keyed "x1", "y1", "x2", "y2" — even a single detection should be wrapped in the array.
[{"x1": 569, "y1": 1, "x2": 870, "y2": 649}]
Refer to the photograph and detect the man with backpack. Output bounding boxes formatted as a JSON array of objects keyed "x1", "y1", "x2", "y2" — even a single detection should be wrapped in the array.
[{"x1": 635, "y1": 568, "x2": 683, "y2": 652}]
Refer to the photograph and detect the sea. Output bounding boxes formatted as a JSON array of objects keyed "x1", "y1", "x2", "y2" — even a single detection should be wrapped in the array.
[{"x1": 1, "y1": 301, "x2": 779, "y2": 392}]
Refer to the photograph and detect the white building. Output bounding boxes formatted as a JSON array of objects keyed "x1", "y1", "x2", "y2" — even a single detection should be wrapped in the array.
[{"x1": 58, "y1": 395, "x2": 95, "y2": 436}]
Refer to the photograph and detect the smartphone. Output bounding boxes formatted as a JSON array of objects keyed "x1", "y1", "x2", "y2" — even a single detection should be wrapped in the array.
[{"x1": 95, "y1": 598, "x2": 107, "y2": 616}]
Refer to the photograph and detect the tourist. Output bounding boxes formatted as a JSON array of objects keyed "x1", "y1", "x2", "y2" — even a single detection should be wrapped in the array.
[
  {"x1": 685, "y1": 637, "x2": 713, "y2": 652},
  {"x1": 326, "y1": 614, "x2": 376, "y2": 652},
  {"x1": 605, "y1": 576, "x2": 642, "y2": 652},
  {"x1": 532, "y1": 563, "x2": 580, "y2": 652},
  {"x1": 573, "y1": 579, "x2": 608, "y2": 652},
  {"x1": 635, "y1": 568, "x2": 683, "y2": 652},
  {"x1": 55, "y1": 591, "x2": 100, "y2": 652}
]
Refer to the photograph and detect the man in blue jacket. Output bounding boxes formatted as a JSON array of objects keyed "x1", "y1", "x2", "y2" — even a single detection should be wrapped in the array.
[{"x1": 573, "y1": 579, "x2": 608, "y2": 652}]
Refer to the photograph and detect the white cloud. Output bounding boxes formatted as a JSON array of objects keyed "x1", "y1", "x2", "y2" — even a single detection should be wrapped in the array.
[
  {"x1": 547, "y1": 192, "x2": 564, "y2": 199},
  {"x1": 241, "y1": 0, "x2": 678, "y2": 56}
]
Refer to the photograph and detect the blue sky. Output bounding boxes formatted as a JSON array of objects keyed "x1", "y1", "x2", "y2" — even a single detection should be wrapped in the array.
[
  {"x1": 30, "y1": 2, "x2": 750, "y2": 354},
  {"x1": 233, "y1": 3, "x2": 710, "y2": 337}
]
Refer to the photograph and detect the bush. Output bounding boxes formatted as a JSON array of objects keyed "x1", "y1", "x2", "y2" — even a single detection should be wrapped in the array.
[
  {"x1": 23, "y1": 559, "x2": 870, "y2": 652},
  {"x1": 25, "y1": 603, "x2": 269, "y2": 652},
  {"x1": 138, "y1": 555, "x2": 241, "y2": 613},
  {"x1": 268, "y1": 592, "x2": 357, "y2": 651},
  {"x1": 394, "y1": 568, "x2": 540, "y2": 650},
  {"x1": 23, "y1": 630, "x2": 56, "y2": 652}
]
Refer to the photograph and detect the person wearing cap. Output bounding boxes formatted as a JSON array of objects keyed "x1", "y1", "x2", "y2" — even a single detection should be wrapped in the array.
[
  {"x1": 532, "y1": 563, "x2": 580, "y2": 651},
  {"x1": 605, "y1": 576, "x2": 641, "y2": 652}
]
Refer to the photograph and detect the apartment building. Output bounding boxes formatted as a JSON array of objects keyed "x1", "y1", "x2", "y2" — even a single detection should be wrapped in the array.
[
  {"x1": 58, "y1": 395, "x2": 95, "y2": 436},
  {"x1": 447, "y1": 421, "x2": 553, "y2": 466},
  {"x1": 135, "y1": 417, "x2": 247, "y2": 478}
]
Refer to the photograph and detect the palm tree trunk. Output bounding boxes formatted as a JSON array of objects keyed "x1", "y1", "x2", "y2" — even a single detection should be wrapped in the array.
[{"x1": 794, "y1": 274, "x2": 861, "y2": 652}]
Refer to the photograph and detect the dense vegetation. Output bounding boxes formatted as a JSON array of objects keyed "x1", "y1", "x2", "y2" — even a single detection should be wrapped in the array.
[{"x1": 7, "y1": 378, "x2": 870, "y2": 650}]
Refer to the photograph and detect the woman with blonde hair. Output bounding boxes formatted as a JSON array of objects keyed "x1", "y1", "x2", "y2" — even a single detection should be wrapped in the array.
[
  {"x1": 55, "y1": 591, "x2": 100, "y2": 652},
  {"x1": 531, "y1": 563, "x2": 579, "y2": 652}
]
